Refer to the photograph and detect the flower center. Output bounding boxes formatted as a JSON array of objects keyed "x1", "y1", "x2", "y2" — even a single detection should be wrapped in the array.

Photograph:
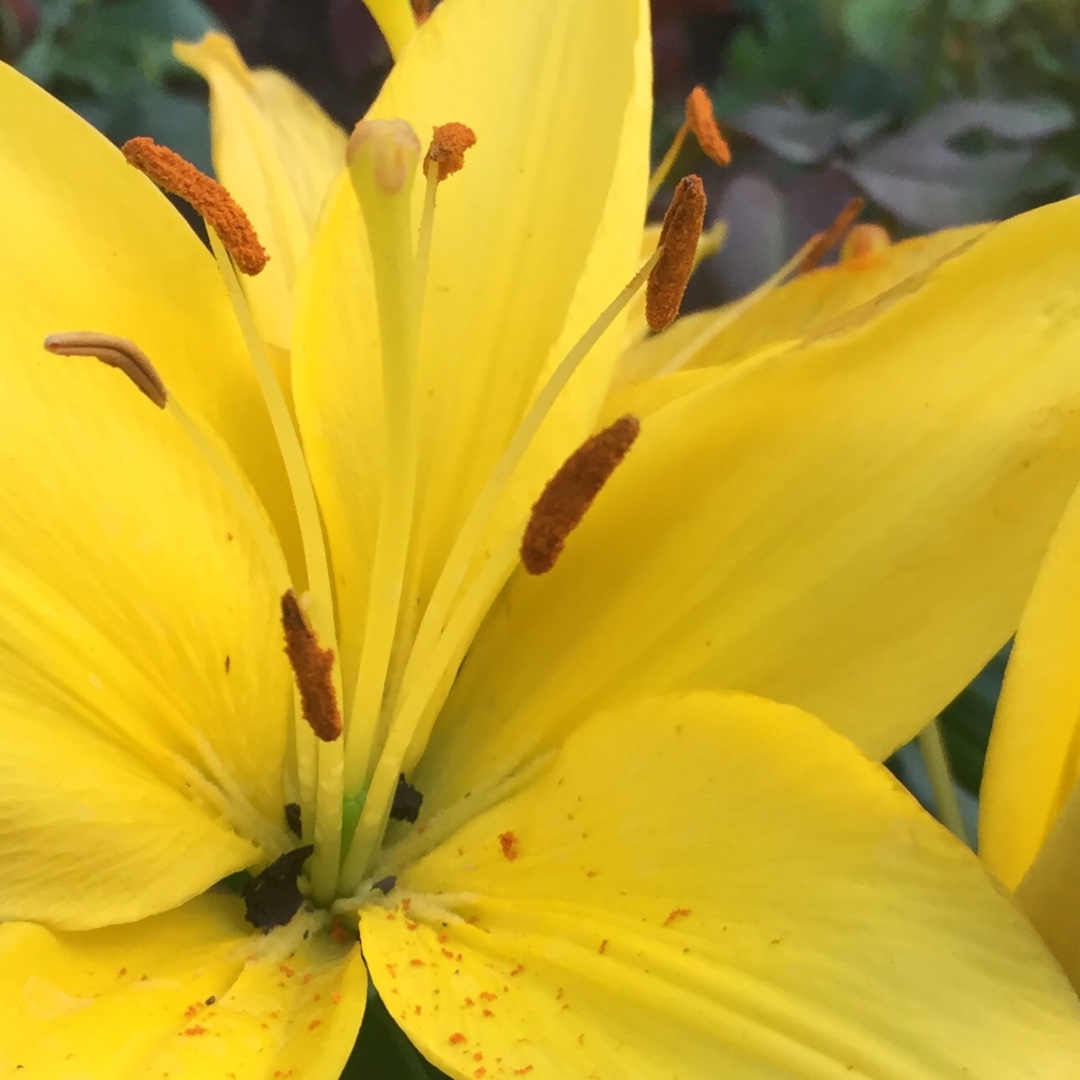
[{"x1": 44, "y1": 119, "x2": 712, "y2": 924}]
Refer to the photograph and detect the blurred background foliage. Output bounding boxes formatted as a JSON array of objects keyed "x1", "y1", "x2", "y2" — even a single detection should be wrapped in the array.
[{"x1": 3, "y1": 1, "x2": 1063, "y2": 1072}]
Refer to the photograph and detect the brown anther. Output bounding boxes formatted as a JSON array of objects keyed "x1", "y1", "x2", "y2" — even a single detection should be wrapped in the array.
[
  {"x1": 425, "y1": 123, "x2": 477, "y2": 181},
  {"x1": 646, "y1": 175, "x2": 706, "y2": 332},
  {"x1": 280, "y1": 591, "x2": 342, "y2": 742},
  {"x1": 685, "y1": 87, "x2": 731, "y2": 167},
  {"x1": 121, "y1": 136, "x2": 268, "y2": 276},
  {"x1": 521, "y1": 415, "x2": 641, "y2": 575},
  {"x1": 44, "y1": 331, "x2": 167, "y2": 408},
  {"x1": 797, "y1": 197, "x2": 866, "y2": 275}
]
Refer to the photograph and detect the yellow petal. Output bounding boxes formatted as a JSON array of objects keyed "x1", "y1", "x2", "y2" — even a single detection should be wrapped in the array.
[
  {"x1": 362, "y1": 694, "x2": 1080, "y2": 1078},
  {"x1": 364, "y1": 0, "x2": 417, "y2": 59},
  {"x1": 612, "y1": 222, "x2": 988, "y2": 396},
  {"x1": 981, "y1": 478, "x2": 1080, "y2": 891},
  {"x1": 175, "y1": 33, "x2": 346, "y2": 353},
  {"x1": 1010, "y1": 781, "x2": 1080, "y2": 992},
  {"x1": 417, "y1": 194, "x2": 1080, "y2": 807},
  {"x1": 292, "y1": 0, "x2": 650, "y2": 692},
  {"x1": 0, "y1": 893, "x2": 366, "y2": 1078},
  {"x1": 0, "y1": 333, "x2": 295, "y2": 927},
  {"x1": 0, "y1": 60, "x2": 301, "y2": 570},
  {"x1": 0, "y1": 67, "x2": 303, "y2": 927}
]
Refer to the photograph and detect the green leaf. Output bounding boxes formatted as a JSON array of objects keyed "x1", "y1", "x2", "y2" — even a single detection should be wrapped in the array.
[{"x1": 342, "y1": 985, "x2": 450, "y2": 1080}]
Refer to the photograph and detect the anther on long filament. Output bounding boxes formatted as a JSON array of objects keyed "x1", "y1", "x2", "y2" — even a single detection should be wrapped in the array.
[
  {"x1": 685, "y1": 87, "x2": 731, "y2": 166},
  {"x1": 121, "y1": 137, "x2": 268, "y2": 275},
  {"x1": 45, "y1": 331, "x2": 168, "y2": 408},
  {"x1": 647, "y1": 174, "x2": 707, "y2": 332},
  {"x1": 841, "y1": 222, "x2": 891, "y2": 265},
  {"x1": 521, "y1": 415, "x2": 641, "y2": 575},
  {"x1": 281, "y1": 590, "x2": 342, "y2": 742},
  {"x1": 797, "y1": 197, "x2": 866, "y2": 275},
  {"x1": 425, "y1": 122, "x2": 477, "y2": 181}
]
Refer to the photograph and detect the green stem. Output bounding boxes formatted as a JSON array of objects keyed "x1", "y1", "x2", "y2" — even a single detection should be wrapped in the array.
[{"x1": 917, "y1": 719, "x2": 969, "y2": 845}]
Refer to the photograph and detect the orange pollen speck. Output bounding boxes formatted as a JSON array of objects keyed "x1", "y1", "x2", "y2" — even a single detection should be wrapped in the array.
[
  {"x1": 450, "y1": 1033, "x2": 468, "y2": 1045},
  {"x1": 498, "y1": 831, "x2": 520, "y2": 860},
  {"x1": 647, "y1": 174, "x2": 706, "y2": 332},
  {"x1": 280, "y1": 590, "x2": 342, "y2": 741},
  {"x1": 426, "y1": 122, "x2": 477, "y2": 181},
  {"x1": 663, "y1": 907, "x2": 692, "y2": 927},
  {"x1": 121, "y1": 137, "x2": 268, "y2": 275},
  {"x1": 685, "y1": 86, "x2": 731, "y2": 166},
  {"x1": 521, "y1": 415, "x2": 641, "y2": 575},
  {"x1": 45, "y1": 331, "x2": 168, "y2": 409},
  {"x1": 797, "y1": 197, "x2": 866, "y2": 275}
]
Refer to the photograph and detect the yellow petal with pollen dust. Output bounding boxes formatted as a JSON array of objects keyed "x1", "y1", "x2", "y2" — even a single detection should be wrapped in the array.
[
  {"x1": 0, "y1": 894, "x2": 367, "y2": 1078},
  {"x1": 292, "y1": 0, "x2": 650, "y2": 693},
  {"x1": 362, "y1": 694, "x2": 1080, "y2": 1079},
  {"x1": 0, "y1": 60, "x2": 301, "y2": 572},
  {"x1": 418, "y1": 194, "x2": 1080, "y2": 809},
  {"x1": 175, "y1": 32, "x2": 346, "y2": 355}
]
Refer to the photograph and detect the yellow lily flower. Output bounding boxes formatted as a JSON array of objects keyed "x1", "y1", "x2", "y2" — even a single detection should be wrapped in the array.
[
  {"x1": 982, "y1": 476, "x2": 1080, "y2": 991},
  {"x1": 5, "y1": 0, "x2": 1080, "y2": 1076}
]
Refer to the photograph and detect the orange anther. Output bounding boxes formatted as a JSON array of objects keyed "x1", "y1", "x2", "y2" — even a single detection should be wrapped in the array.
[
  {"x1": 521, "y1": 415, "x2": 641, "y2": 574},
  {"x1": 280, "y1": 591, "x2": 342, "y2": 742},
  {"x1": 122, "y1": 137, "x2": 267, "y2": 275},
  {"x1": 425, "y1": 122, "x2": 477, "y2": 181},
  {"x1": 646, "y1": 175, "x2": 706, "y2": 332},
  {"x1": 685, "y1": 87, "x2": 730, "y2": 166},
  {"x1": 840, "y1": 222, "x2": 891, "y2": 265},
  {"x1": 797, "y1": 197, "x2": 866, "y2": 275}
]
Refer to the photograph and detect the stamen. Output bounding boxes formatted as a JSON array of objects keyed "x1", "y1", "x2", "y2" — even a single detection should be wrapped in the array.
[
  {"x1": 44, "y1": 331, "x2": 167, "y2": 408},
  {"x1": 648, "y1": 86, "x2": 730, "y2": 200},
  {"x1": 685, "y1": 86, "x2": 731, "y2": 167},
  {"x1": 121, "y1": 137, "x2": 268, "y2": 275},
  {"x1": 841, "y1": 222, "x2": 891, "y2": 265},
  {"x1": 425, "y1": 122, "x2": 477, "y2": 181},
  {"x1": 797, "y1": 197, "x2": 866, "y2": 275},
  {"x1": 646, "y1": 175, "x2": 707, "y2": 332},
  {"x1": 281, "y1": 590, "x2": 342, "y2": 742},
  {"x1": 521, "y1": 415, "x2": 641, "y2": 575}
]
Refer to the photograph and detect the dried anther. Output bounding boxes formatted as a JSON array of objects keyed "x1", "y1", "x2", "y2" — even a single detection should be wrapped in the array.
[
  {"x1": 121, "y1": 136, "x2": 268, "y2": 275},
  {"x1": 284, "y1": 802, "x2": 302, "y2": 838},
  {"x1": 425, "y1": 122, "x2": 477, "y2": 181},
  {"x1": 646, "y1": 175, "x2": 706, "y2": 332},
  {"x1": 390, "y1": 774, "x2": 424, "y2": 823},
  {"x1": 242, "y1": 845, "x2": 314, "y2": 932},
  {"x1": 280, "y1": 591, "x2": 342, "y2": 742},
  {"x1": 521, "y1": 415, "x2": 641, "y2": 575},
  {"x1": 797, "y1": 197, "x2": 866, "y2": 275},
  {"x1": 373, "y1": 875, "x2": 398, "y2": 895},
  {"x1": 44, "y1": 331, "x2": 167, "y2": 408},
  {"x1": 685, "y1": 87, "x2": 730, "y2": 166}
]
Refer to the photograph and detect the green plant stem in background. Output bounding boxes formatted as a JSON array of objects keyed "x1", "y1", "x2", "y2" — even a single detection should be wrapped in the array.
[{"x1": 918, "y1": 718, "x2": 970, "y2": 844}]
